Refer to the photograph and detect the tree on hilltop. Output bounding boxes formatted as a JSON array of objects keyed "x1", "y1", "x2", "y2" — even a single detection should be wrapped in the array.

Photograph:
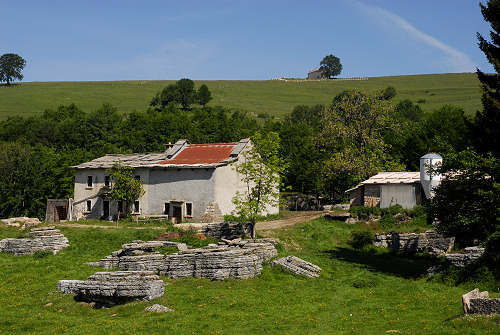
[
  {"x1": 0, "y1": 53, "x2": 26, "y2": 86},
  {"x1": 320, "y1": 54, "x2": 342, "y2": 79},
  {"x1": 197, "y1": 84, "x2": 212, "y2": 106}
]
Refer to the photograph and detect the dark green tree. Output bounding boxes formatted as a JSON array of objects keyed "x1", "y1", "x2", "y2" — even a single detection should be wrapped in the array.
[
  {"x1": 150, "y1": 84, "x2": 179, "y2": 109},
  {"x1": 176, "y1": 78, "x2": 196, "y2": 110},
  {"x1": 381, "y1": 86, "x2": 397, "y2": 100},
  {"x1": 320, "y1": 54, "x2": 342, "y2": 78},
  {"x1": 0, "y1": 53, "x2": 26, "y2": 85},
  {"x1": 474, "y1": 0, "x2": 500, "y2": 155},
  {"x1": 197, "y1": 84, "x2": 212, "y2": 106}
]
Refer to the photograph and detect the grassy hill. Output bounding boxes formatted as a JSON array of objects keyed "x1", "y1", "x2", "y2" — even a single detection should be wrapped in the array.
[{"x1": 0, "y1": 73, "x2": 482, "y2": 120}]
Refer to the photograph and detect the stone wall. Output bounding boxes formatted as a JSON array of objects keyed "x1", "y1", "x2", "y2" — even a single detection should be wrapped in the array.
[
  {"x1": 373, "y1": 230, "x2": 454, "y2": 254},
  {"x1": 0, "y1": 227, "x2": 70, "y2": 256}
]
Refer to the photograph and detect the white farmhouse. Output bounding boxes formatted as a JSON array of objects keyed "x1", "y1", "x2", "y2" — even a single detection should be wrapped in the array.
[{"x1": 70, "y1": 138, "x2": 279, "y2": 223}]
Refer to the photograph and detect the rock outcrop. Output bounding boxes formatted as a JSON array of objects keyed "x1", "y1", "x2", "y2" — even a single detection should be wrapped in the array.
[
  {"x1": 57, "y1": 271, "x2": 164, "y2": 306},
  {"x1": 272, "y1": 256, "x2": 322, "y2": 278},
  {"x1": 201, "y1": 221, "x2": 252, "y2": 240},
  {"x1": 462, "y1": 288, "x2": 500, "y2": 315},
  {"x1": 445, "y1": 247, "x2": 485, "y2": 267},
  {"x1": 89, "y1": 238, "x2": 277, "y2": 280},
  {"x1": 0, "y1": 227, "x2": 69, "y2": 256},
  {"x1": 1, "y1": 217, "x2": 40, "y2": 230},
  {"x1": 373, "y1": 230, "x2": 454, "y2": 254}
]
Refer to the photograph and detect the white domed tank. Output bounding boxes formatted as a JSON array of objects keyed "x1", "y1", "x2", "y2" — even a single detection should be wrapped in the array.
[{"x1": 420, "y1": 153, "x2": 443, "y2": 199}]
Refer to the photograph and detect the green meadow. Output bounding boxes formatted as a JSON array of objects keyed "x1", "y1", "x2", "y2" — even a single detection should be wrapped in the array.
[
  {"x1": 0, "y1": 218, "x2": 498, "y2": 335},
  {"x1": 0, "y1": 73, "x2": 482, "y2": 120}
]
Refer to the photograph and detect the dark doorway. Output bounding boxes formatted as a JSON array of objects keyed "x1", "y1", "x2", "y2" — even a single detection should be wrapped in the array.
[
  {"x1": 173, "y1": 205, "x2": 182, "y2": 224},
  {"x1": 103, "y1": 200, "x2": 110, "y2": 219},
  {"x1": 55, "y1": 206, "x2": 67, "y2": 222}
]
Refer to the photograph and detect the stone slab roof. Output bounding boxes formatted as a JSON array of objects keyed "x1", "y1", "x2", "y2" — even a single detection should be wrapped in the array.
[{"x1": 72, "y1": 138, "x2": 250, "y2": 169}]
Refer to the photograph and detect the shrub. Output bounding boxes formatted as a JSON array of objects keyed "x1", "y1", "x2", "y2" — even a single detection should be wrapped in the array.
[{"x1": 349, "y1": 230, "x2": 375, "y2": 249}]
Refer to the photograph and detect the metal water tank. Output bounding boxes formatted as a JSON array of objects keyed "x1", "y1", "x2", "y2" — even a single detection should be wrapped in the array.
[{"x1": 420, "y1": 153, "x2": 442, "y2": 199}]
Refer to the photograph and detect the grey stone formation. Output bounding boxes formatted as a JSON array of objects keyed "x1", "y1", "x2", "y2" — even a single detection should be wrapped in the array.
[
  {"x1": 89, "y1": 238, "x2": 277, "y2": 280},
  {"x1": 373, "y1": 230, "x2": 454, "y2": 254},
  {"x1": 58, "y1": 271, "x2": 164, "y2": 307},
  {"x1": 145, "y1": 304, "x2": 174, "y2": 312},
  {"x1": 201, "y1": 221, "x2": 252, "y2": 239},
  {"x1": 271, "y1": 256, "x2": 322, "y2": 278},
  {"x1": 445, "y1": 247, "x2": 485, "y2": 267},
  {"x1": 0, "y1": 227, "x2": 69, "y2": 256},
  {"x1": 462, "y1": 288, "x2": 500, "y2": 315}
]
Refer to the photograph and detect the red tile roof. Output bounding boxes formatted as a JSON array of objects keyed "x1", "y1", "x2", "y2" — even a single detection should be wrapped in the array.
[{"x1": 158, "y1": 143, "x2": 238, "y2": 165}]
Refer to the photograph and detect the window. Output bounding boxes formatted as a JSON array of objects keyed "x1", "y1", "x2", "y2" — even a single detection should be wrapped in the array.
[
  {"x1": 86, "y1": 200, "x2": 91, "y2": 212},
  {"x1": 104, "y1": 175, "x2": 110, "y2": 187},
  {"x1": 134, "y1": 200, "x2": 140, "y2": 213},
  {"x1": 87, "y1": 176, "x2": 93, "y2": 188},
  {"x1": 164, "y1": 202, "x2": 170, "y2": 215},
  {"x1": 186, "y1": 203, "x2": 193, "y2": 217},
  {"x1": 117, "y1": 200, "x2": 123, "y2": 213}
]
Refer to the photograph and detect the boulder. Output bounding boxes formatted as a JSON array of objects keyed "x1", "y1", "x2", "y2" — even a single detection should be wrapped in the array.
[
  {"x1": 324, "y1": 212, "x2": 351, "y2": 221},
  {"x1": 201, "y1": 221, "x2": 252, "y2": 240},
  {"x1": 462, "y1": 288, "x2": 500, "y2": 315},
  {"x1": 0, "y1": 227, "x2": 69, "y2": 256},
  {"x1": 272, "y1": 256, "x2": 322, "y2": 278},
  {"x1": 57, "y1": 271, "x2": 164, "y2": 306}
]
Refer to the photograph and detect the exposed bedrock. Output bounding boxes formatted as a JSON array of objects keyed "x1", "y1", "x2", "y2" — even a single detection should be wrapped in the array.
[
  {"x1": 57, "y1": 271, "x2": 164, "y2": 306},
  {"x1": 462, "y1": 288, "x2": 500, "y2": 315},
  {"x1": 0, "y1": 227, "x2": 69, "y2": 256},
  {"x1": 89, "y1": 238, "x2": 277, "y2": 280},
  {"x1": 373, "y1": 230, "x2": 454, "y2": 254}
]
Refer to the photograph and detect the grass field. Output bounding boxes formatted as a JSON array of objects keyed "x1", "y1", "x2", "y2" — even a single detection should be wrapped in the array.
[
  {"x1": 0, "y1": 218, "x2": 498, "y2": 335},
  {"x1": 0, "y1": 73, "x2": 482, "y2": 120}
]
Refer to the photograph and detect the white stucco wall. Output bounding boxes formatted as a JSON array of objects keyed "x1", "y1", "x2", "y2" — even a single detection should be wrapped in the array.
[
  {"x1": 380, "y1": 184, "x2": 417, "y2": 209},
  {"x1": 146, "y1": 168, "x2": 216, "y2": 221},
  {"x1": 73, "y1": 168, "x2": 149, "y2": 220}
]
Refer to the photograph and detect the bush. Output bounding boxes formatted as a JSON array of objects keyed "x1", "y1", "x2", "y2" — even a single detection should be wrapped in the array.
[{"x1": 349, "y1": 230, "x2": 375, "y2": 249}]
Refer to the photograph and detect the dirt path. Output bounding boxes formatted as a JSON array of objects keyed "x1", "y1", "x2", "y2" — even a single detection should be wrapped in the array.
[
  {"x1": 53, "y1": 211, "x2": 325, "y2": 231},
  {"x1": 256, "y1": 211, "x2": 324, "y2": 231}
]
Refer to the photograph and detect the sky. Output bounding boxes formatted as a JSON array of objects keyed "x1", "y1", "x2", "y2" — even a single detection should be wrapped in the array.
[{"x1": 0, "y1": 0, "x2": 495, "y2": 81}]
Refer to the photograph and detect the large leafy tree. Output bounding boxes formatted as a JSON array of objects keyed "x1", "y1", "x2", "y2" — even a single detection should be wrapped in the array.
[
  {"x1": 475, "y1": 0, "x2": 500, "y2": 155},
  {"x1": 320, "y1": 54, "x2": 342, "y2": 78},
  {"x1": 232, "y1": 132, "x2": 286, "y2": 238},
  {"x1": 319, "y1": 90, "x2": 401, "y2": 198},
  {"x1": 0, "y1": 53, "x2": 26, "y2": 86},
  {"x1": 197, "y1": 84, "x2": 212, "y2": 106}
]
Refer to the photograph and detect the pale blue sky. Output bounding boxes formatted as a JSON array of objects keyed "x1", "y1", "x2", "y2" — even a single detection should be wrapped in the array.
[{"x1": 0, "y1": 0, "x2": 494, "y2": 81}]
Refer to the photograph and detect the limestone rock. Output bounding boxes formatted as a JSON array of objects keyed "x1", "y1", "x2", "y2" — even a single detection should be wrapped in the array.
[
  {"x1": 373, "y1": 230, "x2": 454, "y2": 254},
  {"x1": 58, "y1": 271, "x2": 164, "y2": 306},
  {"x1": 272, "y1": 256, "x2": 322, "y2": 278},
  {"x1": 202, "y1": 221, "x2": 252, "y2": 240},
  {"x1": 324, "y1": 212, "x2": 351, "y2": 221},
  {"x1": 89, "y1": 238, "x2": 277, "y2": 280},
  {"x1": 462, "y1": 288, "x2": 500, "y2": 315},
  {"x1": 0, "y1": 227, "x2": 69, "y2": 256},
  {"x1": 1, "y1": 217, "x2": 40, "y2": 230},
  {"x1": 145, "y1": 304, "x2": 174, "y2": 312},
  {"x1": 445, "y1": 247, "x2": 485, "y2": 267}
]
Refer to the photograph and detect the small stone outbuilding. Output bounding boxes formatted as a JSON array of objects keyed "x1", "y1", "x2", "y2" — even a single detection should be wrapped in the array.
[{"x1": 307, "y1": 67, "x2": 325, "y2": 79}]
